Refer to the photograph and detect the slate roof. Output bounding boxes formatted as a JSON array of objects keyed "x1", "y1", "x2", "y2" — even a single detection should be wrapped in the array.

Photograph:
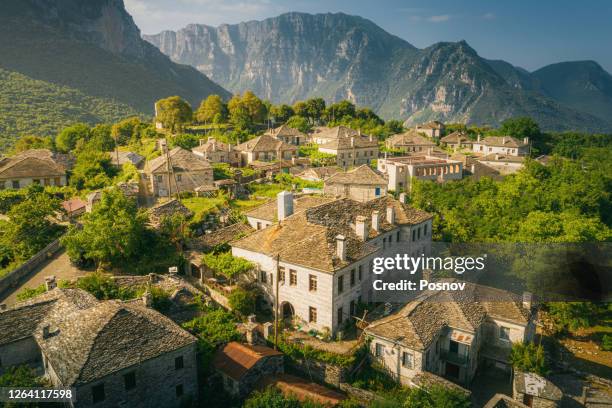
[
  {"x1": 192, "y1": 138, "x2": 233, "y2": 154},
  {"x1": 319, "y1": 135, "x2": 378, "y2": 150},
  {"x1": 265, "y1": 125, "x2": 306, "y2": 139},
  {"x1": 365, "y1": 281, "x2": 530, "y2": 350},
  {"x1": 213, "y1": 342, "x2": 282, "y2": 381},
  {"x1": 296, "y1": 167, "x2": 341, "y2": 181},
  {"x1": 233, "y1": 196, "x2": 432, "y2": 272},
  {"x1": 417, "y1": 121, "x2": 445, "y2": 130},
  {"x1": 245, "y1": 195, "x2": 333, "y2": 223},
  {"x1": 149, "y1": 199, "x2": 193, "y2": 225},
  {"x1": 311, "y1": 126, "x2": 359, "y2": 141},
  {"x1": 441, "y1": 131, "x2": 473, "y2": 144},
  {"x1": 257, "y1": 374, "x2": 346, "y2": 405},
  {"x1": 325, "y1": 165, "x2": 386, "y2": 186},
  {"x1": 478, "y1": 136, "x2": 528, "y2": 148},
  {"x1": 479, "y1": 154, "x2": 526, "y2": 163},
  {"x1": 513, "y1": 371, "x2": 562, "y2": 401},
  {"x1": 387, "y1": 130, "x2": 436, "y2": 148},
  {"x1": 146, "y1": 147, "x2": 212, "y2": 173},
  {"x1": 191, "y1": 222, "x2": 254, "y2": 251},
  {"x1": 235, "y1": 135, "x2": 297, "y2": 153},
  {"x1": 111, "y1": 151, "x2": 144, "y2": 167},
  {"x1": 0, "y1": 149, "x2": 72, "y2": 179}
]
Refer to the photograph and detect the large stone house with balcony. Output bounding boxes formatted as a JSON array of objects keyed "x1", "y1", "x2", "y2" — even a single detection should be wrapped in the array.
[
  {"x1": 0, "y1": 149, "x2": 73, "y2": 190},
  {"x1": 235, "y1": 135, "x2": 297, "y2": 166},
  {"x1": 440, "y1": 132, "x2": 473, "y2": 151},
  {"x1": 244, "y1": 193, "x2": 333, "y2": 230},
  {"x1": 192, "y1": 137, "x2": 241, "y2": 167},
  {"x1": 144, "y1": 147, "x2": 214, "y2": 197},
  {"x1": 318, "y1": 136, "x2": 379, "y2": 168},
  {"x1": 364, "y1": 283, "x2": 535, "y2": 387},
  {"x1": 385, "y1": 130, "x2": 436, "y2": 153},
  {"x1": 0, "y1": 288, "x2": 198, "y2": 408},
  {"x1": 377, "y1": 156, "x2": 463, "y2": 192},
  {"x1": 309, "y1": 126, "x2": 359, "y2": 145},
  {"x1": 231, "y1": 192, "x2": 433, "y2": 335},
  {"x1": 472, "y1": 136, "x2": 530, "y2": 157},
  {"x1": 265, "y1": 125, "x2": 308, "y2": 146},
  {"x1": 323, "y1": 165, "x2": 387, "y2": 202}
]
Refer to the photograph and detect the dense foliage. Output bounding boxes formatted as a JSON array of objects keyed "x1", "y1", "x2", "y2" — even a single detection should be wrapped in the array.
[
  {"x1": 509, "y1": 342, "x2": 548, "y2": 376},
  {"x1": 202, "y1": 251, "x2": 254, "y2": 282},
  {"x1": 228, "y1": 287, "x2": 257, "y2": 317}
]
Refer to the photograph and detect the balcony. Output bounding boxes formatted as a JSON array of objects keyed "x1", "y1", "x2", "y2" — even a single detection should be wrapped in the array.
[{"x1": 440, "y1": 349, "x2": 469, "y2": 366}]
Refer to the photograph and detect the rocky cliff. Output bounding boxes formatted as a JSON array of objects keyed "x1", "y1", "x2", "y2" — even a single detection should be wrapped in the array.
[{"x1": 145, "y1": 12, "x2": 611, "y2": 131}]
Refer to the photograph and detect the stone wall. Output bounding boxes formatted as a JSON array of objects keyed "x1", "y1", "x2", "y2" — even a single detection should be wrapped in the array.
[
  {"x1": 288, "y1": 357, "x2": 351, "y2": 387},
  {"x1": 0, "y1": 238, "x2": 62, "y2": 301},
  {"x1": 0, "y1": 337, "x2": 41, "y2": 374}
]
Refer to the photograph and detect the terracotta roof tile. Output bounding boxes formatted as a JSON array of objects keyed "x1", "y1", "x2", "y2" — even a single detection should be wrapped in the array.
[{"x1": 213, "y1": 342, "x2": 282, "y2": 380}]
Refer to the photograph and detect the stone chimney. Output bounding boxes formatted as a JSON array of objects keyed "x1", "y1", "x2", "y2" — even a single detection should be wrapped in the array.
[
  {"x1": 369, "y1": 134, "x2": 374, "y2": 142},
  {"x1": 148, "y1": 273, "x2": 158, "y2": 284},
  {"x1": 291, "y1": 157, "x2": 297, "y2": 165},
  {"x1": 523, "y1": 137, "x2": 529, "y2": 145},
  {"x1": 386, "y1": 206, "x2": 395, "y2": 225},
  {"x1": 45, "y1": 276, "x2": 57, "y2": 291},
  {"x1": 427, "y1": 147, "x2": 433, "y2": 155},
  {"x1": 358, "y1": 129, "x2": 362, "y2": 137},
  {"x1": 350, "y1": 137, "x2": 355, "y2": 147},
  {"x1": 355, "y1": 215, "x2": 369, "y2": 241},
  {"x1": 158, "y1": 138, "x2": 168, "y2": 153},
  {"x1": 522, "y1": 292, "x2": 533, "y2": 310},
  {"x1": 495, "y1": 154, "x2": 499, "y2": 160},
  {"x1": 371, "y1": 210, "x2": 381, "y2": 232},
  {"x1": 336, "y1": 235, "x2": 346, "y2": 261},
  {"x1": 0, "y1": 304, "x2": 6, "y2": 312},
  {"x1": 471, "y1": 164, "x2": 476, "y2": 174},
  {"x1": 399, "y1": 192, "x2": 407, "y2": 204},
  {"x1": 42, "y1": 325, "x2": 51, "y2": 339},
  {"x1": 502, "y1": 136, "x2": 507, "y2": 144},
  {"x1": 477, "y1": 134, "x2": 481, "y2": 142},
  {"x1": 277, "y1": 191, "x2": 294, "y2": 221},
  {"x1": 143, "y1": 289, "x2": 153, "y2": 307}
]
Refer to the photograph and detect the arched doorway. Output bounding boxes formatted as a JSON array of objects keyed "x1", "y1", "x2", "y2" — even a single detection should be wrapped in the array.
[{"x1": 281, "y1": 302, "x2": 295, "y2": 321}]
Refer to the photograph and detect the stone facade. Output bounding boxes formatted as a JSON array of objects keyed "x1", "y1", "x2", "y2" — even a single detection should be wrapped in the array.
[
  {"x1": 472, "y1": 136, "x2": 530, "y2": 157},
  {"x1": 377, "y1": 156, "x2": 463, "y2": 192}
]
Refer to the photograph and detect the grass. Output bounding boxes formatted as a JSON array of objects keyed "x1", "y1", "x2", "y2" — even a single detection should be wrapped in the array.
[
  {"x1": 182, "y1": 196, "x2": 228, "y2": 220},
  {"x1": 249, "y1": 183, "x2": 288, "y2": 198},
  {"x1": 230, "y1": 198, "x2": 267, "y2": 211}
]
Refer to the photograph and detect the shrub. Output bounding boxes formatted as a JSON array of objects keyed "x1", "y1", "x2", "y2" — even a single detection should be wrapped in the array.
[
  {"x1": 228, "y1": 287, "x2": 257, "y2": 317},
  {"x1": 202, "y1": 252, "x2": 253, "y2": 282},
  {"x1": 16, "y1": 284, "x2": 47, "y2": 302},
  {"x1": 510, "y1": 342, "x2": 548, "y2": 376}
]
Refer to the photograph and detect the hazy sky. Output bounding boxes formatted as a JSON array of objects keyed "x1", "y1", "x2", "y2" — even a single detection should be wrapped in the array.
[{"x1": 125, "y1": 0, "x2": 612, "y2": 73}]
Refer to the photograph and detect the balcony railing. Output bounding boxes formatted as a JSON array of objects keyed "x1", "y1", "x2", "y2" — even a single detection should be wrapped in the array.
[{"x1": 440, "y1": 350, "x2": 469, "y2": 366}]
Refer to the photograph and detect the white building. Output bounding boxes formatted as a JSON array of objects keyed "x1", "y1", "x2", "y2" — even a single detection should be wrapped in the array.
[
  {"x1": 232, "y1": 192, "x2": 433, "y2": 335},
  {"x1": 472, "y1": 136, "x2": 530, "y2": 157},
  {"x1": 377, "y1": 156, "x2": 463, "y2": 192}
]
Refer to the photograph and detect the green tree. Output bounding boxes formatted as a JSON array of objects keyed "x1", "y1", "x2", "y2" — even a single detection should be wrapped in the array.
[
  {"x1": 509, "y1": 342, "x2": 548, "y2": 375},
  {"x1": 155, "y1": 96, "x2": 193, "y2": 132},
  {"x1": 326, "y1": 100, "x2": 356, "y2": 121},
  {"x1": 202, "y1": 252, "x2": 254, "y2": 282},
  {"x1": 10, "y1": 135, "x2": 53, "y2": 154},
  {"x1": 56, "y1": 123, "x2": 91, "y2": 152},
  {"x1": 0, "y1": 366, "x2": 44, "y2": 407},
  {"x1": 228, "y1": 287, "x2": 257, "y2": 317},
  {"x1": 89, "y1": 124, "x2": 115, "y2": 151},
  {"x1": 304, "y1": 98, "x2": 326, "y2": 124},
  {"x1": 270, "y1": 104, "x2": 295, "y2": 123},
  {"x1": 498, "y1": 117, "x2": 541, "y2": 140},
  {"x1": 111, "y1": 117, "x2": 143, "y2": 145},
  {"x1": 286, "y1": 115, "x2": 312, "y2": 133},
  {"x1": 228, "y1": 94, "x2": 254, "y2": 131},
  {"x1": 170, "y1": 133, "x2": 200, "y2": 150},
  {"x1": 293, "y1": 101, "x2": 308, "y2": 118},
  {"x1": 69, "y1": 149, "x2": 116, "y2": 190},
  {"x1": 196, "y1": 94, "x2": 228, "y2": 123},
  {"x1": 242, "y1": 90, "x2": 267, "y2": 123},
  {"x1": 403, "y1": 385, "x2": 471, "y2": 408},
  {"x1": 62, "y1": 190, "x2": 146, "y2": 267}
]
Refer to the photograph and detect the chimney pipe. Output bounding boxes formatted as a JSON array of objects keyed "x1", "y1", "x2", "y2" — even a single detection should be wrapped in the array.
[
  {"x1": 523, "y1": 137, "x2": 529, "y2": 145},
  {"x1": 277, "y1": 191, "x2": 294, "y2": 221},
  {"x1": 45, "y1": 276, "x2": 57, "y2": 291},
  {"x1": 522, "y1": 292, "x2": 533, "y2": 310},
  {"x1": 355, "y1": 215, "x2": 369, "y2": 241},
  {"x1": 477, "y1": 134, "x2": 481, "y2": 142},
  {"x1": 471, "y1": 164, "x2": 476, "y2": 174},
  {"x1": 336, "y1": 235, "x2": 346, "y2": 261},
  {"x1": 371, "y1": 210, "x2": 381, "y2": 232},
  {"x1": 351, "y1": 137, "x2": 355, "y2": 147},
  {"x1": 502, "y1": 136, "x2": 507, "y2": 144},
  {"x1": 143, "y1": 290, "x2": 152, "y2": 307},
  {"x1": 399, "y1": 192, "x2": 407, "y2": 204},
  {"x1": 495, "y1": 154, "x2": 499, "y2": 161},
  {"x1": 42, "y1": 325, "x2": 51, "y2": 339},
  {"x1": 386, "y1": 206, "x2": 395, "y2": 225}
]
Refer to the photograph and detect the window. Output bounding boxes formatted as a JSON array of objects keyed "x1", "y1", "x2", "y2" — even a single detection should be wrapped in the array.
[
  {"x1": 500, "y1": 326, "x2": 511, "y2": 341},
  {"x1": 260, "y1": 270, "x2": 267, "y2": 284},
  {"x1": 396, "y1": 231, "x2": 400, "y2": 241},
  {"x1": 12, "y1": 180, "x2": 19, "y2": 189},
  {"x1": 338, "y1": 275, "x2": 344, "y2": 294},
  {"x1": 424, "y1": 224, "x2": 428, "y2": 236},
  {"x1": 124, "y1": 371, "x2": 136, "y2": 390},
  {"x1": 309, "y1": 275, "x2": 317, "y2": 291},
  {"x1": 0, "y1": 182, "x2": 4, "y2": 190},
  {"x1": 350, "y1": 300, "x2": 355, "y2": 316},
  {"x1": 402, "y1": 352, "x2": 413, "y2": 368},
  {"x1": 383, "y1": 237, "x2": 386, "y2": 249},
  {"x1": 256, "y1": 222, "x2": 262, "y2": 230},
  {"x1": 92, "y1": 384, "x2": 105, "y2": 404},
  {"x1": 54, "y1": 177, "x2": 61, "y2": 186},
  {"x1": 156, "y1": 175, "x2": 163, "y2": 183},
  {"x1": 175, "y1": 356, "x2": 184, "y2": 370},
  {"x1": 449, "y1": 340, "x2": 459, "y2": 354},
  {"x1": 289, "y1": 270, "x2": 297, "y2": 286},
  {"x1": 33, "y1": 179, "x2": 40, "y2": 184},
  {"x1": 375, "y1": 187, "x2": 381, "y2": 196},
  {"x1": 279, "y1": 267, "x2": 285, "y2": 282},
  {"x1": 350, "y1": 269, "x2": 355, "y2": 286},
  {"x1": 358, "y1": 265, "x2": 362, "y2": 281},
  {"x1": 337, "y1": 307, "x2": 343, "y2": 324},
  {"x1": 176, "y1": 174, "x2": 182, "y2": 182},
  {"x1": 389, "y1": 234, "x2": 393, "y2": 243},
  {"x1": 375, "y1": 343, "x2": 385, "y2": 357},
  {"x1": 309, "y1": 307, "x2": 317, "y2": 323},
  {"x1": 176, "y1": 384, "x2": 184, "y2": 397},
  {"x1": 412, "y1": 230, "x2": 416, "y2": 242}
]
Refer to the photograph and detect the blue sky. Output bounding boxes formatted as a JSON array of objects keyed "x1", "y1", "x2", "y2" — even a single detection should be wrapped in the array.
[{"x1": 125, "y1": 0, "x2": 612, "y2": 73}]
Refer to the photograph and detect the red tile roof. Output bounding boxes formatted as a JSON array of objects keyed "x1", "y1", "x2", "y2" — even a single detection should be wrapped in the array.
[{"x1": 213, "y1": 342, "x2": 282, "y2": 381}]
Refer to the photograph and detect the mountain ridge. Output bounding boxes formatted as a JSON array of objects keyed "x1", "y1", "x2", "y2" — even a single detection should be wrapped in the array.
[{"x1": 144, "y1": 12, "x2": 612, "y2": 132}]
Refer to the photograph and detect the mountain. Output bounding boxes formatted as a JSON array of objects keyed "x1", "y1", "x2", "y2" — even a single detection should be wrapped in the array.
[
  {"x1": 0, "y1": 0, "x2": 230, "y2": 145},
  {"x1": 532, "y1": 61, "x2": 612, "y2": 123},
  {"x1": 144, "y1": 12, "x2": 611, "y2": 132}
]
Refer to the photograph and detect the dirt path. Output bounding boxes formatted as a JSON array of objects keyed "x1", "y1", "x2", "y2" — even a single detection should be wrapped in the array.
[{"x1": 0, "y1": 250, "x2": 88, "y2": 306}]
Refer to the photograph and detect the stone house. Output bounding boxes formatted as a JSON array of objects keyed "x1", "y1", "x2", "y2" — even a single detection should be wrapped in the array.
[
  {"x1": 512, "y1": 371, "x2": 562, "y2": 408},
  {"x1": 244, "y1": 193, "x2": 333, "y2": 230},
  {"x1": 265, "y1": 125, "x2": 308, "y2": 146},
  {"x1": 364, "y1": 284, "x2": 535, "y2": 387},
  {"x1": 377, "y1": 156, "x2": 463, "y2": 192},
  {"x1": 60, "y1": 198, "x2": 87, "y2": 220},
  {"x1": 295, "y1": 166, "x2": 341, "y2": 182},
  {"x1": 231, "y1": 192, "x2": 433, "y2": 335},
  {"x1": 148, "y1": 199, "x2": 194, "y2": 228},
  {"x1": 235, "y1": 135, "x2": 297, "y2": 166},
  {"x1": 0, "y1": 288, "x2": 198, "y2": 408},
  {"x1": 309, "y1": 126, "x2": 359, "y2": 145},
  {"x1": 0, "y1": 149, "x2": 73, "y2": 190},
  {"x1": 416, "y1": 121, "x2": 445, "y2": 140},
  {"x1": 477, "y1": 154, "x2": 526, "y2": 175},
  {"x1": 212, "y1": 341, "x2": 283, "y2": 398},
  {"x1": 323, "y1": 165, "x2": 387, "y2": 202},
  {"x1": 144, "y1": 147, "x2": 214, "y2": 197},
  {"x1": 192, "y1": 137, "x2": 241, "y2": 167},
  {"x1": 472, "y1": 136, "x2": 530, "y2": 157},
  {"x1": 318, "y1": 136, "x2": 379, "y2": 168},
  {"x1": 385, "y1": 130, "x2": 436, "y2": 153},
  {"x1": 440, "y1": 132, "x2": 473, "y2": 151},
  {"x1": 110, "y1": 151, "x2": 145, "y2": 169}
]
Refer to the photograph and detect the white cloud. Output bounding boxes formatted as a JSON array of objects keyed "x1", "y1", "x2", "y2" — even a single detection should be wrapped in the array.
[
  {"x1": 482, "y1": 12, "x2": 496, "y2": 20},
  {"x1": 427, "y1": 14, "x2": 451, "y2": 23}
]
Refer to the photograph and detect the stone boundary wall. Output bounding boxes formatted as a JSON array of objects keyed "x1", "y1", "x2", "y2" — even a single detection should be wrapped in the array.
[{"x1": 0, "y1": 238, "x2": 62, "y2": 300}]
